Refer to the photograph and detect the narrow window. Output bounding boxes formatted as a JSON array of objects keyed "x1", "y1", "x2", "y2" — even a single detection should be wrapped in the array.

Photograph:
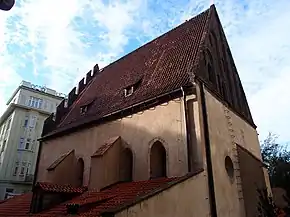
[
  {"x1": 20, "y1": 167, "x2": 25, "y2": 176},
  {"x1": 6, "y1": 119, "x2": 11, "y2": 131},
  {"x1": 25, "y1": 138, "x2": 31, "y2": 150},
  {"x1": 0, "y1": 125, "x2": 4, "y2": 135},
  {"x1": 208, "y1": 64, "x2": 215, "y2": 83},
  {"x1": 150, "y1": 141, "x2": 167, "y2": 179},
  {"x1": 20, "y1": 162, "x2": 26, "y2": 176},
  {"x1": 76, "y1": 158, "x2": 84, "y2": 187},
  {"x1": 120, "y1": 148, "x2": 133, "y2": 182},
  {"x1": 29, "y1": 116, "x2": 36, "y2": 128},
  {"x1": 13, "y1": 162, "x2": 19, "y2": 176},
  {"x1": 26, "y1": 163, "x2": 31, "y2": 175},
  {"x1": 205, "y1": 49, "x2": 216, "y2": 84},
  {"x1": 28, "y1": 97, "x2": 32, "y2": 107},
  {"x1": 19, "y1": 138, "x2": 25, "y2": 149},
  {"x1": 24, "y1": 116, "x2": 29, "y2": 127},
  {"x1": 38, "y1": 99, "x2": 43, "y2": 109},
  {"x1": 1, "y1": 140, "x2": 6, "y2": 153}
]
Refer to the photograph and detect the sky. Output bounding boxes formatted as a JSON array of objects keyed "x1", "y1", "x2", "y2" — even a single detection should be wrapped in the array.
[{"x1": 1, "y1": 0, "x2": 290, "y2": 144}]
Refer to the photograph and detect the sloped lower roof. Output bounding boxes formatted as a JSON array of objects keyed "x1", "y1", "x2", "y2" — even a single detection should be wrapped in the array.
[
  {"x1": 43, "y1": 6, "x2": 213, "y2": 139},
  {"x1": 91, "y1": 136, "x2": 120, "y2": 157},
  {"x1": 36, "y1": 182, "x2": 87, "y2": 194},
  {"x1": 0, "y1": 175, "x2": 201, "y2": 217},
  {"x1": 0, "y1": 193, "x2": 32, "y2": 217},
  {"x1": 47, "y1": 150, "x2": 74, "y2": 171}
]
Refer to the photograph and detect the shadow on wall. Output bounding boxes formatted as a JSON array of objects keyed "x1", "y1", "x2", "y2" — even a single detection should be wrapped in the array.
[{"x1": 38, "y1": 99, "x2": 203, "y2": 191}]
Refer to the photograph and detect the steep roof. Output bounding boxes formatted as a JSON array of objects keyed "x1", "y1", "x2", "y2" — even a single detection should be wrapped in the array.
[
  {"x1": 0, "y1": 174, "x2": 203, "y2": 216},
  {"x1": 41, "y1": 6, "x2": 213, "y2": 140}
]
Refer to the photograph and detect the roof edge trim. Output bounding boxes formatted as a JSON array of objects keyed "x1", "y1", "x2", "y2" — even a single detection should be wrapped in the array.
[{"x1": 100, "y1": 168, "x2": 204, "y2": 216}]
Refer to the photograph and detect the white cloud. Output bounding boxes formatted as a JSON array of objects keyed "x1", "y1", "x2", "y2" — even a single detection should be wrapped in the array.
[
  {"x1": 1, "y1": 0, "x2": 290, "y2": 143},
  {"x1": 173, "y1": 0, "x2": 290, "y2": 143}
]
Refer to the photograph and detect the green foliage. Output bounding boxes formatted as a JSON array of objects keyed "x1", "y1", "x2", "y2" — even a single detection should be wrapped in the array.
[
  {"x1": 261, "y1": 133, "x2": 290, "y2": 193},
  {"x1": 257, "y1": 188, "x2": 279, "y2": 217},
  {"x1": 259, "y1": 133, "x2": 290, "y2": 216}
]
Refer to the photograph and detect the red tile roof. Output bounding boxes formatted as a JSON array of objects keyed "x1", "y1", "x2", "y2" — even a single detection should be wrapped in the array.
[
  {"x1": 0, "y1": 192, "x2": 32, "y2": 217},
  {"x1": 0, "y1": 174, "x2": 201, "y2": 217},
  {"x1": 47, "y1": 150, "x2": 74, "y2": 171},
  {"x1": 39, "y1": 176, "x2": 185, "y2": 216},
  {"x1": 36, "y1": 182, "x2": 87, "y2": 194},
  {"x1": 42, "y1": 6, "x2": 213, "y2": 139},
  {"x1": 92, "y1": 136, "x2": 120, "y2": 157}
]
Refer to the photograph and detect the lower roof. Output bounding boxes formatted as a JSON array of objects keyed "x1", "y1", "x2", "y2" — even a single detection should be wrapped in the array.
[{"x1": 0, "y1": 170, "x2": 203, "y2": 217}]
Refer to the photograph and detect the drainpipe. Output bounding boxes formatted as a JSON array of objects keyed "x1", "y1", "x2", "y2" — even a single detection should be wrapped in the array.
[
  {"x1": 199, "y1": 82, "x2": 218, "y2": 217},
  {"x1": 30, "y1": 140, "x2": 43, "y2": 213},
  {"x1": 181, "y1": 87, "x2": 192, "y2": 173},
  {"x1": 32, "y1": 141, "x2": 42, "y2": 187}
]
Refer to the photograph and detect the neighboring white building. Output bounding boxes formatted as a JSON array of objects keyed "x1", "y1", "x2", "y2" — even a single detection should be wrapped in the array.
[{"x1": 0, "y1": 81, "x2": 65, "y2": 199}]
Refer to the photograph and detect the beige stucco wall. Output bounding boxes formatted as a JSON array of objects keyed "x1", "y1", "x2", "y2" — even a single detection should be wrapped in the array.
[
  {"x1": 89, "y1": 138, "x2": 123, "y2": 190},
  {"x1": 46, "y1": 150, "x2": 80, "y2": 187},
  {"x1": 37, "y1": 98, "x2": 190, "y2": 186},
  {"x1": 115, "y1": 171, "x2": 210, "y2": 217},
  {"x1": 202, "y1": 86, "x2": 270, "y2": 217}
]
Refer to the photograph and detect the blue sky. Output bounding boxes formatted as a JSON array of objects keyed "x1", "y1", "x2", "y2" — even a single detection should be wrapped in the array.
[{"x1": 1, "y1": 0, "x2": 290, "y2": 143}]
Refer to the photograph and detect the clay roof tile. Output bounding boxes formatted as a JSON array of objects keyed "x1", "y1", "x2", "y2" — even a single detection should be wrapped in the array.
[{"x1": 42, "y1": 6, "x2": 212, "y2": 139}]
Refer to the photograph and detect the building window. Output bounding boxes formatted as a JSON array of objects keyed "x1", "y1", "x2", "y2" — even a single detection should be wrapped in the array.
[
  {"x1": 19, "y1": 138, "x2": 25, "y2": 149},
  {"x1": 29, "y1": 116, "x2": 36, "y2": 128},
  {"x1": 80, "y1": 100, "x2": 94, "y2": 115},
  {"x1": 1, "y1": 140, "x2": 6, "y2": 153},
  {"x1": 13, "y1": 162, "x2": 19, "y2": 176},
  {"x1": 0, "y1": 125, "x2": 5, "y2": 136},
  {"x1": 124, "y1": 86, "x2": 134, "y2": 97},
  {"x1": 25, "y1": 139, "x2": 31, "y2": 150},
  {"x1": 20, "y1": 162, "x2": 26, "y2": 176},
  {"x1": 31, "y1": 140, "x2": 36, "y2": 151},
  {"x1": 28, "y1": 96, "x2": 43, "y2": 109},
  {"x1": 225, "y1": 156, "x2": 234, "y2": 182},
  {"x1": 120, "y1": 148, "x2": 133, "y2": 182},
  {"x1": 24, "y1": 116, "x2": 29, "y2": 127},
  {"x1": 26, "y1": 163, "x2": 31, "y2": 175},
  {"x1": 80, "y1": 106, "x2": 88, "y2": 114},
  {"x1": 39, "y1": 99, "x2": 43, "y2": 109},
  {"x1": 6, "y1": 119, "x2": 11, "y2": 132},
  {"x1": 4, "y1": 188, "x2": 14, "y2": 199},
  {"x1": 76, "y1": 158, "x2": 84, "y2": 187},
  {"x1": 150, "y1": 141, "x2": 167, "y2": 179}
]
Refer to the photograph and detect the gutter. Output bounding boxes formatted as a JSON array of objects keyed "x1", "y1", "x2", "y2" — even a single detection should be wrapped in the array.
[
  {"x1": 40, "y1": 85, "x2": 194, "y2": 141},
  {"x1": 181, "y1": 87, "x2": 192, "y2": 172},
  {"x1": 199, "y1": 81, "x2": 218, "y2": 217}
]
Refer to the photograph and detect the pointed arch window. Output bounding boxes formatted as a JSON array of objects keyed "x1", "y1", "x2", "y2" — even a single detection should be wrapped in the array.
[
  {"x1": 120, "y1": 148, "x2": 133, "y2": 182},
  {"x1": 205, "y1": 49, "x2": 216, "y2": 84},
  {"x1": 150, "y1": 141, "x2": 167, "y2": 179},
  {"x1": 76, "y1": 158, "x2": 84, "y2": 187}
]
